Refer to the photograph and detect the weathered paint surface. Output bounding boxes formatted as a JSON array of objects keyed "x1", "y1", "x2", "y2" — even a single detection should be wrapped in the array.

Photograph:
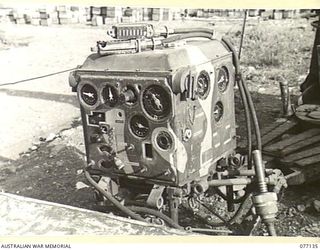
[{"x1": 0, "y1": 192, "x2": 188, "y2": 235}]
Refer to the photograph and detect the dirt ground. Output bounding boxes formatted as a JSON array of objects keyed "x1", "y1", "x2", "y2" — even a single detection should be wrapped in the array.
[{"x1": 0, "y1": 17, "x2": 320, "y2": 236}]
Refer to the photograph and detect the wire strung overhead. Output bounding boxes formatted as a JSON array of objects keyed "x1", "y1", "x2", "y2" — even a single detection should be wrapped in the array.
[{"x1": 0, "y1": 67, "x2": 77, "y2": 87}]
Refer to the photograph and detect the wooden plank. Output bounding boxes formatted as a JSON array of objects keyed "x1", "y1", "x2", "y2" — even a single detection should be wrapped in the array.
[
  {"x1": 280, "y1": 134, "x2": 320, "y2": 156},
  {"x1": 0, "y1": 192, "x2": 188, "y2": 235},
  {"x1": 264, "y1": 128, "x2": 320, "y2": 153},
  {"x1": 281, "y1": 146, "x2": 320, "y2": 164},
  {"x1": 260, "y1": 121, "x2": 284, "y2": 137},
  {"x1": 295, "y1": 154, "x2": 320, "y2": 167},
  {"x1": 261, "y1": 120, "x2": 298, "y2": 146}
]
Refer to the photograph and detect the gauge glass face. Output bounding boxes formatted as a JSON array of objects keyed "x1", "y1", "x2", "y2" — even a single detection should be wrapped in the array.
[
  {"x1": 213, "y1": 101, "x2": 224, "y2": 122},
  {"x1": 142, "y1": 85, "x2": 171, "y2": 120},
  {"x1": 80, "y1": 84, "x2": 98, "y2": 106},
  {"x1": 217, "y1": 67, "x2": 229, "y2": 92},
  {"x1": 197, "y1": 71, "x2": 210, "y2": 99},
  {"x1": 156, "y1": 131, "x2": 173, "y2": 150},
  {"x1": 102, "y1": 85, "x2": 118, "y2": 107},
  {"x1": 130, "y1": 115, "x2": 149, "y2": 138}
]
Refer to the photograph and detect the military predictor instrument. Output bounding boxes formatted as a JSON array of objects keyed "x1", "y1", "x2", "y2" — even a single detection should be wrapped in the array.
[{"x1": 70, "y1": 24, "x2": 286, "y2": 235}]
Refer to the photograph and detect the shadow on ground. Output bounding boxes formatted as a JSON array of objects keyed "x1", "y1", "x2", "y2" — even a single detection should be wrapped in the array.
[
  {"x1": 0, "y1": 88, "x2": 79, "y2": 107},
  {"x1": 0, "y1": 141, "x2": 96, "y2": 211}
]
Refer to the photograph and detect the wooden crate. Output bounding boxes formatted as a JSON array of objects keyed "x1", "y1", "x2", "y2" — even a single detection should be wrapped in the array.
[
  {"x1": 283, "y1": 10, "x2": 294, "y2": 19},
  {"x1": 40, "y1": 18, "x2": 52, "y2": 26},
  {"x1": 31, "y1": 18, "x2": 40, "y2": 25},
  {"x1": 121, "y1": 16, "x2": 136, "y2": 23},
  {"x1": 16, "y1": 18, "x2": 26, "y2": 24},
  {"x1": 91, "y1": 7, "x2": 101, "y2": 15},
  {"x1": 91, "y1": 15, "x2": 103, "y2": 26},
  {"x1": 59, "y1": 18, "x2": 72, "y2": 25},
  {"x1": 273, "y1": 10, "x2": 283, "y2": 20},
  {"x1": 57, "y1": 5, "x2": 69, "y2": 12},
  {"x1": 248, "y1": 9, "x2": 259, "y2": 17}
]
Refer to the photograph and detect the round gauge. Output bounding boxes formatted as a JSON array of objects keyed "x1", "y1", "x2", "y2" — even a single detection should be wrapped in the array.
[
  {"x1": 142, "y1": 85, "x2": 171, "y2": 121},
  {"x1": 156, "y1": 131, "x2": 173, "y2": 150},
  {"x1": 213, "y1": 101, "x2": 224, "y2": 123},
  {"x1": 217, "y1": 67, "x2": 229, "y2": 92},
  {"x1": 130, "y1": 115, "x2": 150, "y2": 138},
  {"x1": 80, "y1": 84, "x2": 98, "y2": 106},
  {"x1": 102, "y1": 85, "x2": 118, "y2": 107},
  {"x1": 197, "y1": 71, "x2": 210, "y2": 99}
]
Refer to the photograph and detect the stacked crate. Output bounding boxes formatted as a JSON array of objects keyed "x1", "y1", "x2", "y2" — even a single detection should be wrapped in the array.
[
  {"x1": 122, "y1": 7, "x2": 136, "y2": 23},
  {"x1": 8, "y1": 9, "x2": 17, "y2": 23},
  {"x1": 133, "y1": 8, "x2": 143, "y2": 22},
  {"x1": 79, "y1": 7, "x2": 88, "y2": 24},
  {"x1": 23, "y1": 13, "x2": 32, "y2": 24},
  {"x1": 172, "y1": 9, "x2": 183, "y2": 20},
  {"x1": 227, "y1": 9, "x2": 236, "y2": 17},
  {"x1": 260, "y1": 10, "x2": 273, "y2": 20},
  {"x1": 15, "y1": 11, "x2": 26, "y2": 24},
  {"x1": 30, "y1": 10, "x2": 40, "y2": 25},
  {"x1": 102, "y1": 7, "x2": 122, "y2": 24},
  {"x1": 282, "y1": 10, "x2": 294, "y2": 19},
  {"x1": 39, "y1": 8, "x2": 52, "y2": 26},
  {"x1": 0, "y1": 8, "x2": 12, "y2": 23},
  {"x1": 248, "y1": 9, "x2": 259, "y2": 17},
  {"x1": 91, "y1": 6, "x2": 103, "y2": 26},
  {"x1": 50, "y1": 10, "x2": 59, "y2": 24},
  {"x1": 151, "y1": 8, "x2": 163, "y2": 21},
  {"x1": 273, "y1": 10, "x2": 283, "y2": 20},
  {"x1": 142, "y1": 8, "x2": 152, "y2": 21},
  {"x1": 162, "y1": 8, "x2": 173, "y2": 21},
  {"x1": 208, "y1": 9, "x2": 216, "y2": 18},
  {"x1": 57, "y1": 5, "x2": 72, "y2": 25}
]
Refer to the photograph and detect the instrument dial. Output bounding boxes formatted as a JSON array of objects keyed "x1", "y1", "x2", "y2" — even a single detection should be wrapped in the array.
[
  {"x1": 142, "y1": 85, "x2": 171, "y2": 121},
  {"x1": 197, "y1": 71, "x2": 210, "y2": 99},
  {"x1": 80, "y1": 84, "x2": 98, "y2": 106},
  {"x1": 102, "y1": 85, "x2": 118, "y2": 107},
  {"x1": 130, "y1": 115, "x2": 149, "y2": 138},
  {"x1": 217, "y1": 67, "x2": 229, "y2": 92},
  {"x1": 213, "y1": 101, "x2": 224, "y2": 123},
  {"x1": 156, "y1": 131, "x2": 173, "y2": 150}
]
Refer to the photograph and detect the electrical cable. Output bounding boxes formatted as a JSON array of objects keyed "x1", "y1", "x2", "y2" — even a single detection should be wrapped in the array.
[
  {"x1": 0, "y1": 67, "x2": 77, "y2": 87},
  {"x1": 84, "y1": 169, "x2": 146, "y2": 222},
  {"x1": 227, "y1": 192, "x2": 252, "y2": 225},
  {"x1": 127, "y1": 206, "x2": 184, "y2": 230},
  {"x1": 237, "y1": 74, "x2": 253, "y2": 167},
  {"x1": 221, "y1": 36, "x2": 262, "y2": 152},
  {"x1": 162, "y1": 32, "x2": 214, "y2": 44},
  {"x1": 240, "y1": 76, "x2": 262, "y2": 151},
  {"x1": 220, "y1": 36, "x2": 253, "y2": 164}
]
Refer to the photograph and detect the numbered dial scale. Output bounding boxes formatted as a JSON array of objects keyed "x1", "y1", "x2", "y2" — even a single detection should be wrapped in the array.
[
  {"x1": 102, "y1": 85, "x2": 118, "y2": 107},
  {"x1": 197, "y1": 71, "x2": 210, "y2": 99},
  {"x1": 80, "y1": 84, "x2": 98, "y2": 106},
  {"x1": 142, "y1": 85, "x2": 171, "y2": 121},
  {"x1": 130, "y1": 115, "x2": 150, "y2": 138},
  {"x1": 217, "y1": 66, "x2": 229, "y2": 93},
  {"x1": 213, "y1": 101, "x2": 224, "y2": 123}
]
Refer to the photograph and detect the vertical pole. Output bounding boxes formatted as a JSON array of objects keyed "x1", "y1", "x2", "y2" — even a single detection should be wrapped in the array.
[{"x1": 238, "y1": 9, "x2": 248, "y2": 60}]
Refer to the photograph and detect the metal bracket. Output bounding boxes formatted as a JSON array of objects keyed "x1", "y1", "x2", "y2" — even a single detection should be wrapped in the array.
[
  {"x1": 146, "y1": 184, "x2": 165, "y2": 209},
  {"x1": 97, "y1": 176, "x2": 119, "y2": 196}
]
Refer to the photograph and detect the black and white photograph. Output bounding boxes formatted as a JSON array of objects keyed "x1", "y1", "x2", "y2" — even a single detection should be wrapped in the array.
[{"x1": 0, "y1": 1, "x2": 320, "y2": 243}]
